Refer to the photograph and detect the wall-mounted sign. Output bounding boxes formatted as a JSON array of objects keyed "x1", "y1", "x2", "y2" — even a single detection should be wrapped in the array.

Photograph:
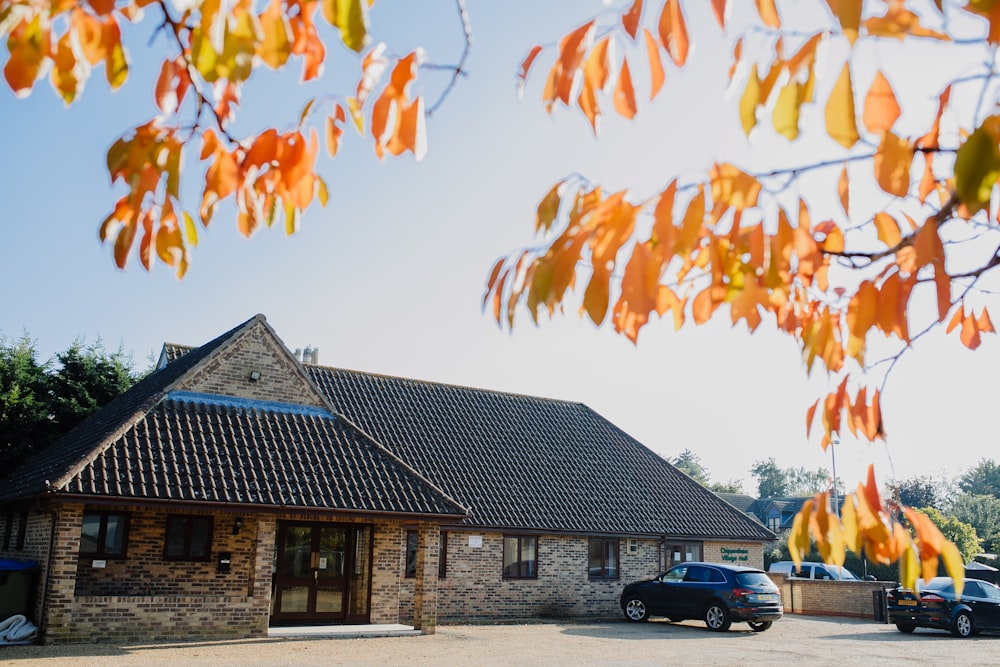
[
  {"x1": 92, "y1": 560, "x2": 106, "y2": 569},
  {"x1": 468, "y1": 535, "x2": 483, "y2": 548},
  {"x1": 720, "y1": 547, "x2": 750, "y2": 563}
]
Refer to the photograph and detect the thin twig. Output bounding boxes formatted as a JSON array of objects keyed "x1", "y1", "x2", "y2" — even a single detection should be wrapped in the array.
[{"x1": 427, "y1": 0, "x2": 473, "y2": 117}]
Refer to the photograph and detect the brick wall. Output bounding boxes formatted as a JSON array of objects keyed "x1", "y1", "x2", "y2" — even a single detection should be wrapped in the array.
[
  {"x1": 175, "y1": 322, "x2": 326, "y2": 407},
  {"x1": 0, "y1": 507, "x2": 54, "y2": 626},
  {"x1": 32, "y1": 504, "x2": 408, "y2": 643},
  {"x1": 769, "y1": 573, "x2": 891, "y2": 619},
  {"x1": 703, "y1": 541, "x2": 765, "y2": 569},
  {"x1": 398, "y1": 532, "x2": 735, "y2": 622}
]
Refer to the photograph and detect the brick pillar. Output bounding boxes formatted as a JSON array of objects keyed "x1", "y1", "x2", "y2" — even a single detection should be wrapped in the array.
[
  {"x1": 41, "y1": 504, "x2": 83, "y2": 644},
  {"x1": 411, "y1": 522, "x2": 439, "y2": 634},
  {"x1": 249, "y1": 515, "x2": 276, "y2": 636}
]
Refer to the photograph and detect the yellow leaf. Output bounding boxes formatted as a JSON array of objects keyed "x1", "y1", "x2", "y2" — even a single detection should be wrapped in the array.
[
  {"x1": 739, "y1": 66, "x2": 760, "y2": 136},
  {"x1": 772, "y1": 82, "x2": 801, "y2": 140},
  {"x1": 583, "y1": 37, "x2": 610, "y2": 91},
  {"x1": 259, "y1": 0, "x2": 291, "y2": 69},
  {"x1": 840, "y1": 495, "x2": 861, "y2": 553},
  {"x1": 825, "y1": 62, "x2": 859, "y2": 148},
  {"x1": 941, "y1": 541, "x2": 964, "y2": 597},
  {"x1": 873, "y1": 131, "x2": 914, "y2": 197},
  {"x1": 182, "y1": 210, "x2": 198, "y2": 247},
  {"x1": 954, "y1": 115, "x2": 1000, "y2": 215},
  {"x1": 323, "y1": 0, "x2": 370, "y2": 53},
  {"x1": 863, "y1": 70, "x2": 901, "y2": 134}
]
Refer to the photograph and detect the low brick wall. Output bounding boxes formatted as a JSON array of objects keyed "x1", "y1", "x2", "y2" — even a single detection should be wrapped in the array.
[
  {"x1": 769, "y1": 573, "x2": 892, "y2": 619},
  {"x1": 45, "y1": 596, "x2": 267, "y2": 643}
]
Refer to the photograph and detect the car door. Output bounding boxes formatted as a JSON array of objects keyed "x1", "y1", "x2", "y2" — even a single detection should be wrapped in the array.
[
  {"x1": 648, "y1": 565, "x2": 689, "y2": 616},
  {"x1": 966, "y1": 580, "x2": 1000, "y2": 630},
  {"x1": 676, "y1": 565, "x2": 716, "y2": 616}
]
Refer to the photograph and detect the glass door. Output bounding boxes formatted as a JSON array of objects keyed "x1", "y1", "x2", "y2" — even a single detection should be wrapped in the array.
[{"x1": 272, "y1": 522, "x2": 350, "y2": 625}]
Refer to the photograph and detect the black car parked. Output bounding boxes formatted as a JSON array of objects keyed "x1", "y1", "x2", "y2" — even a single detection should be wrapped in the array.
[
  {"x1": 620, "y1": 562, "x2": 783, "y2": 632},
  {"x1": 887, "y1": 576, "x2": 1000, "y2": 637}
]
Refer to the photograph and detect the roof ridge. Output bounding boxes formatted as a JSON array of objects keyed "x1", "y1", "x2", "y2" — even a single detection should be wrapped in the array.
[{"x1": 313, "y1": 365, "x2": 585, "y2": 407}]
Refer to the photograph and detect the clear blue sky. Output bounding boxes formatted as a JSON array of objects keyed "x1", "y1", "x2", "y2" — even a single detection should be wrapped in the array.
[{"x1": 0, "y1": 0, "x2": 992, "y2": 493}]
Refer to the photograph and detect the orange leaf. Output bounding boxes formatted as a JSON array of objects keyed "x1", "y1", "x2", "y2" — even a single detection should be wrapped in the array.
[
  {"x1": 838, "y1": 164, "x2": 849, "y2": 216},
  {"x1": 583, "y1": 37, "x2": 610, "y2": 91},
  {"x1": 754, "y1": 0, "x2": 781, "y2": 27},
  {"x1": 874, "y1": 212, "x2": 901, "y2": 248},
  {"x1": 555, "y1": 21, "x2": 595, "y2": 105},
  {"x1": 658, "y1": 0, "x2": 689, "y2": 67},
  {"x1": 873, "y1": 131, "x2": 914, "y2": 197},
  {"x1": 863, "y1": 70, "x2": 901, "y2": 134},
  {"x1": 518, "y1": 45, "x2": 543, "y2": 95},
  {"x1": 806, "y1": 399, "x2": 819, "y2": 438},
  {"x1": 622, "y1": 0, "x2": 642, "y2": 40},
  {"x1": 826, "y1": 0, "x2": 863, "y2": 44},
  {"x1": 613, "y1": 59, "x2": 637, "y2": 119},
  {"x1": 643, "y1": 28, "x2": 665, "y2": 100},
  {"x1": 711, "y1": 0, "x2": 727, "y2": 29}
]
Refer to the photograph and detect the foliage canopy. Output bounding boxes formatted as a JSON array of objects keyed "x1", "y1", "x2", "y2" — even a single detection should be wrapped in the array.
[{"x1": 6, "y1": 0, "x2": 1000, "y2": 591}]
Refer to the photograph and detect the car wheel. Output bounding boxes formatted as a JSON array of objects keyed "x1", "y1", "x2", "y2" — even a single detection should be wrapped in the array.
[
  {"x1": 704, "y1": 602, "x2": 731, "y2": 632},
  {"x1": 895, "y1": 623, "x2": 915, "y2": 634},
  {"x1": 951, "y1": 611, "x2": 973, "y2": 638},
  {"x1": 747, "y1": 621, "x2": 772, "y2": 632},
  {"x1": 623, "y1": 596, "x2": 649, "y2": 622}
]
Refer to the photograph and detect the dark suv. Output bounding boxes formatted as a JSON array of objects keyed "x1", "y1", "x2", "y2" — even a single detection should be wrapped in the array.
[{"x1": 620, "y1": 562, "x2": 783, "y2": 632}]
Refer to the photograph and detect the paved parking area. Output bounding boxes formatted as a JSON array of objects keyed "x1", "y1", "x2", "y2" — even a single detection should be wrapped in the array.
[{"x1": 2, "y1": 615, "x2": 998, "y2": 666}]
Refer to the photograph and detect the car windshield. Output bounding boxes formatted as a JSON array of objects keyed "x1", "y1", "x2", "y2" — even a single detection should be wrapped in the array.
[
  {"x1": 735, "y1": 572, "x2": 772, "y2": 586},
  {"x1": 830, "y1": 567, "x2": 858, "y2": 580}
]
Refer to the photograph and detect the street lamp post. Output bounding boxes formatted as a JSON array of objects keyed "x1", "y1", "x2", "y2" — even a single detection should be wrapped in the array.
[{"x1": 831, "y1": 439, "x2": 840, "y2": 518}]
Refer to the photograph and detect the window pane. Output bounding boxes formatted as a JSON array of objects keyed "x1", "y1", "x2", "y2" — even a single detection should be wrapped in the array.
[
  {"x1": 588, "y1": 539, "x2": 602, "y2": 574},
  {"x1": 522, "y1": 537, "x2": 536, "y2": 577},
  {"x1": 438, "y1": 532, "x2": 447, "y2": 579},
  {"x1": 80, "y1": 514, "x2": 101, "y2": 554},
  {"x1": 503, "y1": 537, "x2": 519, "y2": 577},
  {"x1": 405, "y1": 530, "x2": 417, "y2": 578},
  {"x1": 104, "y1": 514, "x2": 125, "y2": 555},
  {"x1": 603, "y1": 540, "x2": 618, "y2": 578},
  {"x1": 190, "y1": 518, "x2": 211, "y2": 558},
  {"x1": 165, "y1": 517, "x2": 187, "y2": 557}
]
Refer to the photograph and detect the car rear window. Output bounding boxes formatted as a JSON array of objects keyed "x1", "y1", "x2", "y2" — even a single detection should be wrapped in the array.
[{"x1": 735, "y1": 572, "x2": 773, "y2": 586}]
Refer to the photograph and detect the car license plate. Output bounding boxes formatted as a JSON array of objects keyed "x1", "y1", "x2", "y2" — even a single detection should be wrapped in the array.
[
  {"x1": 898, "y1": 599, "x2": 918, "y2": 607},
  {"x1": 751, "y1": 594, "x2": 777, "y2": 602}
]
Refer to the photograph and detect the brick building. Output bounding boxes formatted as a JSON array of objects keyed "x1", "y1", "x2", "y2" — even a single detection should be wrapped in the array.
[{"x1": 0, "y1": 315, "x2": 774, "y2": 644}]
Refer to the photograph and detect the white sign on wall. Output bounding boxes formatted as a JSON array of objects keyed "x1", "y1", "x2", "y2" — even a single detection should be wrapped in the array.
[{"x1": 468, "y1": 535, "x2": 483, "y2": 548}]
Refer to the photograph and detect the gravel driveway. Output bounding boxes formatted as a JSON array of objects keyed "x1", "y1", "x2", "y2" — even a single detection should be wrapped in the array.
[{"x1": 2, "y1": 615, "x2": 998, "y2": 666}]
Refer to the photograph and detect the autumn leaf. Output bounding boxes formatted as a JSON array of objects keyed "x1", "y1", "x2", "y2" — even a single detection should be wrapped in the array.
[
  {"x1": 643, "y1": 29, "x2": 665, "y2": 100},
  {"x1": 614, "y1": 59, "x2": 637, "y2": 119},
  {"x1": 825, "y1": 61, "x2": 859, "y2": 148},
  {"x1": 827, "y1": 0, "x2": 862, "y2": 44},
  {"x1": 863, "y1": 71, "x2": 901, "y2": 134},
  {"x1": 837, "y1": 164, "x2": 849, "y2": 216},
  {"x1": 658, "y1": 0, "x2": 689, "y2": 67},
  {"x1": 954, "y1": 115, "x2": 1000, "y2": 215},
  {"x1": 873, "y1": 131, "x2": 914, "y2": 197},
  {"x1": 622, "y1": 0, "x2": 643, "y2": 40}
]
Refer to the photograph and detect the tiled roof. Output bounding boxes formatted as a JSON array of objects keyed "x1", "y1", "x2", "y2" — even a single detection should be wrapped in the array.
[
  {"x1": 715, "y1": 493, "x2": 757, "y2": 513},
  {"x1": 0, "y1": 317, "x2": 464, "y2": 519},
  {"x1": 58, "y1": 395, "x2": 465, "y2": 516},
  {"x1": 0, "y1": 318, "x2": 252, "y2": 504},
  {"x1": 308, "y1": 368, "x2": 775, "y2": 541}
]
